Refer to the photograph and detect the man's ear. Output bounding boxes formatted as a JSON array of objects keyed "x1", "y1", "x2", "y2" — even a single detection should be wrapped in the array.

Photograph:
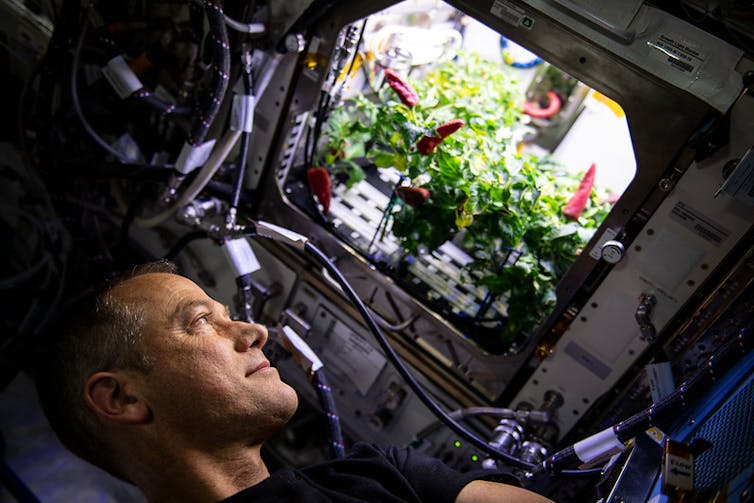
[{"x1": 84, "y1": 372, "x2": 150, "y2": 424}]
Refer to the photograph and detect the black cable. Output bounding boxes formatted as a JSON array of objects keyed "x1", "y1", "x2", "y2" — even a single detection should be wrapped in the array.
[
  {"x1": 310, "y1": 93, "x2": 331, "y2": 166},
  {"x1": 313, "y1": 370, "x2": 346, "y2": 459},
  {"x1": 307, "y1": 21, "x2": 364, "y2": 168},
  {"x1": 230, "y1": 70, "x2": 252, "y2": 211},
  {"x1": 344, "y1": 20, "x2": 367, "y2": 80},
  {"x1": 235, "y1": 274, "x2": 255, "y2": 324},
  {"x1": 305, "y1": 91, "x2": 328, "y2": 166},
  {"x1": 300, "y1": 240, "x2": 535, "y2": 469}
]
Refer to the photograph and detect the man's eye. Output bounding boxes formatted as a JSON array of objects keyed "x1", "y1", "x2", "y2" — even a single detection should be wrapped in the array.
[{"x1": 193, "y1": 315, "x2": 210, "y2": 327}]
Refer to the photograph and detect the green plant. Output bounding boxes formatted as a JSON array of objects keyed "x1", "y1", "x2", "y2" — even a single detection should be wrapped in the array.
[{"x1": 320, "y1": 53, "x2": 610, "y2": 342}]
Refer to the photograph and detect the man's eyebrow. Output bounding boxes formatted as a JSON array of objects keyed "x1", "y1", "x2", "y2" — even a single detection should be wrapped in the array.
[{"x1": 171, "y1": 299, "x2": 213, "y2": 322}]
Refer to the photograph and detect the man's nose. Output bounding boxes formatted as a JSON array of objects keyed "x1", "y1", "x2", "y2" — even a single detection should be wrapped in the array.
[{"x1": 232, "y1": 321, "x2": 268, "y2": 351}]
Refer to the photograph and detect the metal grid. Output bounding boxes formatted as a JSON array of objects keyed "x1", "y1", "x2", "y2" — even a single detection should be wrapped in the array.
[
  {"x1": 328, "y1": 167, "x2": 510, "y2": 321},
  {"x1": 691, "y1": 376, "x2": 754, "y2": 489}
]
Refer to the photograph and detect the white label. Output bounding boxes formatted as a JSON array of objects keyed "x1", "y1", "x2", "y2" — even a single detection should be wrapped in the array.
[
  {"x1": 175, "y1": 139, "x2": 216, "y2": 175},
  {"x1": 574, "y1": 427, "x2": 624, "y2": 465},
  {"x1": 646, "y1": 362, "x2": 675, "y2": 402},
  {"x1": 665, "y1": 452, "x2": 694, "y2": 489},
  {"x1": 102, "y1": 55, "x2": 142, "y2": 99},
  {"x1": 589, "y1": 227, "x2": 619, "y2": 260},
  {"x1": 647, "y1": 33, "x2": 705, "y2": 74},
  {"x1": 231, "y1": 94, "x2": 255, "y2": 133},
  {"x1": 490, "y1": 0, "x2": 534, "y2": 29},
  {"x1": 327, "y1": 319, "x2": 386, "y2": 396},
  {"x1": 222, "y1": 238, "x2": 261, "y2": 276},
  {"x1": 281, "y1": 325, "x2": 323, "y2": 373}
]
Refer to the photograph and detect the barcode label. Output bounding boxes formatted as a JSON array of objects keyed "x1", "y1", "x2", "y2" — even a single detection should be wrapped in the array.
[{"x1": 490, "y1": 0, "x2": 534, "y2": 29}]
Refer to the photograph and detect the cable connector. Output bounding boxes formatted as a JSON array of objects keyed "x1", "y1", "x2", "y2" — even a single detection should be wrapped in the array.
[{"x1": 255, "y1": 221, "x2": 308, "y2": 249}]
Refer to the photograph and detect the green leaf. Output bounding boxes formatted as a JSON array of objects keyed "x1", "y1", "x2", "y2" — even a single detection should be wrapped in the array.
[{"x1": 374, "y1": 150, "x2": 397, "y2": 168}]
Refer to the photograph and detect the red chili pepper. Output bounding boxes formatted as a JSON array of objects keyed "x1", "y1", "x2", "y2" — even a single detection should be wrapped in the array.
[
  {"x1": 307, "y1": 167, "x2": 332, "y2": 215},
  {"x1": 416, "y1": 135, "x2": 443, "y2": 155},
  {"x1": 563, "y1": 163, "x2": 596, "y2": 221},
  {"x1": 396, "y1": 186, "x2": 430, "y2": 207},
  {"x1": 384, "y1": 68, "x2": 419, "y2": 108},
  {"x1": 436, "y1": 119, "x2": 464, "y2": 138}
]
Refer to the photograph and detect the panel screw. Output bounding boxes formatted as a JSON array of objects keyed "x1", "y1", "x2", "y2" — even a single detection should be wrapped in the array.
[{"x1": 659, "y1": 178, "x2": 674, "y2": 191}]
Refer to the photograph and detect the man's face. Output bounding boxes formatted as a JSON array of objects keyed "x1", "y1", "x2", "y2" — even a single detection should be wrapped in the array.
[{"x1": 111, "y1": 272, "x2": 298, "y2": 447}]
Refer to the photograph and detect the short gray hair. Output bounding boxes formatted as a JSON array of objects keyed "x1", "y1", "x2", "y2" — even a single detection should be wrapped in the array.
[{"x1": 35, "y1": 260, "x2": 177, "y2": 480}]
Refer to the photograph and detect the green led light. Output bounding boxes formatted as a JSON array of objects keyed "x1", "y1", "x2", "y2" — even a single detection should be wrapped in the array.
[
  {"x1": 471, "y1": 455, "x2": 479, "y2": 462},
  {"x1": 454, "y1": 440, "x2": 462, "y2": 448}
]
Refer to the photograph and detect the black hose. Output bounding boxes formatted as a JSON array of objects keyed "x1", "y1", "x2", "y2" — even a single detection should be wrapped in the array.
[
  {"x1": 132, "y1": 89, "x2": 193, "y2": 117},
  {"x1": 313, "y1": 369, "x2": 346, "y2": 459},
  {"x1": 190, "y1": 0, "x2": 231, "y2": 147},
  {"x1": 301, "y1": 241, "x2": 535, "y2": 469}
]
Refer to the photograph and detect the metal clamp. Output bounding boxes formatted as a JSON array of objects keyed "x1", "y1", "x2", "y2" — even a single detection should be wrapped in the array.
[{"x1": 635, "y1": 294, "x2": 657, "y2": 343}]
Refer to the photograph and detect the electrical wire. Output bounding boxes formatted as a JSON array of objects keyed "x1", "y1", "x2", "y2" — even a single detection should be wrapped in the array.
[
  {"x1": 414, "y1": 407, "x2": 550, "y2": 443},
  {"x1": 230, "y1": 69, "x2": 252, "y2": 214},
  {"x1": 71, "y1": 7, "x2": 138, "y2": 164},
  {"x1": 224, "y1": 15, "x2": 265, "y2": 35},
  {"x1": 132, "y1": 88, "x2": 193, "y2": 117}
]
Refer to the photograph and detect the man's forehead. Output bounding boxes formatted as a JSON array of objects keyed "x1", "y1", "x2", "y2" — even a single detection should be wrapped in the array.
[{"x1": 111, "y1": 272, "x2": 208, "y2": 318}]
